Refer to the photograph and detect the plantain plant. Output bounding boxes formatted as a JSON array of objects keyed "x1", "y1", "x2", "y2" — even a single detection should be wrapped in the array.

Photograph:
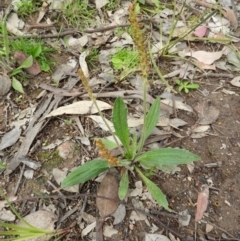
[{"x1": 62, "y1": 4, "x2": 201, "y2": 211}]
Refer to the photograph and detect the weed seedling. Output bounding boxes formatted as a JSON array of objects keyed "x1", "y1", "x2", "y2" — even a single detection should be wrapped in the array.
[
  {"x1": 15, "y1": 0, "x2": 38, "y2": 18},
  {"x1": 62, "y1": 4, "x2": 201, "y2": 211},
  {"x1": 11, "y1": 39, "x2": 55, "y2": 72},
  {"x1": 111, "y1": 48, "x2": 139, "y2": 80},
  {"x1": 86, "y1": 47, "x2": 99, "y2": 69},
  {"x1": 0, "y1": 190, "x2": 67, "y2": 241},
  {"x1": 62, "y1": 0, "x2": 96, "y2": 30},
  {"x1": 175, "y1": 79, "x2": 199, "y2": 93}
]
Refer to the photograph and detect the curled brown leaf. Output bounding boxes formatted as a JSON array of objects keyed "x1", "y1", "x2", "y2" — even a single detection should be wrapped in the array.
[{"x1": 195, "y1": 184, "x2": 209, "y2": 222}]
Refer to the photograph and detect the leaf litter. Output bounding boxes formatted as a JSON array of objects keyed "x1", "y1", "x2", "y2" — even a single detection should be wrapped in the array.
[{"x1": 1, "y1": 0, "x2": 240, "y2": 240}]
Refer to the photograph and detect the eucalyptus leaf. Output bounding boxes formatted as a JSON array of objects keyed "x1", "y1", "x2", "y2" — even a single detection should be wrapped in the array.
[
  {"x1": 12, "y1": 77, "x2": 24, "y2": 93},
  {"x1": 61, "y1": 159, "x2": 110, "y2": 187},
  {"x1": 118, "y1": 169, "x2": 129, "y2": 200},
  {"x1": 112, "y1": 97, "x2": 130, "y2": 152},
  {"x1": 135, "y1": 167, "x2": 171, "y2": 211},
  {"x1": 136, "y1": 148, "x2": 200, "y2": 168}
]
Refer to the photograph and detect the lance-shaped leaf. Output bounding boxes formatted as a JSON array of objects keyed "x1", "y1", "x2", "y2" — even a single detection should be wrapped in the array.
[
  {"x1": 144, "y1": 97, "x2": 160, "y2": 141},
  {"x1": 138, "y1": 97, "x2": 160, "y2": 152},
  {"x1": 112, "y1": 97, "x2": 130, "y2": 152},
  {"x1": 12, "y1": 77, "x2": 24, "y2": 93},
  {"x1": 136, "y1": 148, "x2": 200, "y2": 169},
  {"x1": 61, "y1": 159, "x2": 110, "y2": 187},
  {"x1": 135, "y1": 167, "x2": 171, "y2": 211},
  {"x1": 118, "y1": 169, "x2": 129, "y2": 200}
]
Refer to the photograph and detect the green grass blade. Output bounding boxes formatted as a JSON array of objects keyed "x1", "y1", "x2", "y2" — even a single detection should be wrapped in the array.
[
  {"x1": 135, "y1": 167, "x2": 171, "y2": 211},
  {"x1": 118, "y1": 169, "x2": 129, "y2": 200},
  {"x1": 112, "y1": 97, "x2": 130, "y2": 153},
  {"x1": 136, "y1": 148, "x2": 200, "y2": 168},
  {"x1": 61, "y1": 159, "x2": 110, "y2": 187}
]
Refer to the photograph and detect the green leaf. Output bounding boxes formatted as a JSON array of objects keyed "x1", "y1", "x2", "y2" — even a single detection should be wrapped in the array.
[
  {"x1": 175, "y1": 79, "x2": 181, "y2": 85},
  {"x1": 118, "y1": 169, "x2": 129, "y2": 200},
  {"x1": 32, "y1": 45, "x2": 42, "y2": 58},
  {"x1": 142, "y1": 96, "x2": 160, "y2": 143},
  {"x1": 0, "y1": 162, "x2": 6, "y2": 169},
  {"x1": 112, "y1": 97, "x2": 130, "y2": 152},
  {"x1": 11, "y1": 68, "x2": 22, "y2": 76},
  {"x1": 98, "y1": 138, "x2": 118, "y2": 150},
  {"x1": 129, "y1": 132, "x2": 137, "y2": 159},
  {"x1": 135, "y1": 167, "x2": 171, "y2": 211},
  {"x1": 40, "y1": 62, "x2": 50, "y2": 72},
  {"x1": 136, "y1": 148, "x2": 200, "y2": 168},
  {"x1": 118, "y1": 159, "x2": 131, "y2": 166},
  {"x1": 178, "y1": 86, "x2": 184, "y2": 92},
  {"x1": 187, "y1": 84, "x2": 199, "y2": 89},
  {"x1": 12, "y1": 77, "x2": 24, "y2": 93},
  {"x1": 61, "y1": 159, "x2": 110, "y2": 187},
  {"x1": 18, "y1": 55, "x2": 33, "y2": 69}
]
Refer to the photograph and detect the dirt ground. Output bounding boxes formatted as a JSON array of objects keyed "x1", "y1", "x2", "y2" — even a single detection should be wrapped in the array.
[{"x1": 1, "y1": 1, "x2": 240, "y2": 241}]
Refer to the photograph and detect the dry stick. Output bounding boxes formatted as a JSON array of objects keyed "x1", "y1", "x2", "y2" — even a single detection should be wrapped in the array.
[
  {"x1": 194, "y1": 73, "x2": 234, "y2": 79},
  {"x1": 192, "y1": 0, "x2": 220, "y2": 10},
  {"x1": 14, "y1": 164, "x2": 25, "y2": 195},
  {"x1": 77, "y1": 195, "x2": 88, "y2": 225},
  {"x1": 0, "y1": 18, "x2": 157, "y2": 39}
]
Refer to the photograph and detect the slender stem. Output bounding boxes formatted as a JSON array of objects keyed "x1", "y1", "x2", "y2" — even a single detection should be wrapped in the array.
[
  {"x1": 137, "y1": 77, "x2": 148, "y2": 155},
  {"x1": 91, "y1": 98, "x2": 124, "y2": 156},
  {"x1": 149, "y1": 43, "x2": 176, "y2": 93}
]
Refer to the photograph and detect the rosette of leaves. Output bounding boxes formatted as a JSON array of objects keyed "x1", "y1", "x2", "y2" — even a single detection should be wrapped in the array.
[{"x1": 62, "y1": 97, "x2": 200, "y2": 211}]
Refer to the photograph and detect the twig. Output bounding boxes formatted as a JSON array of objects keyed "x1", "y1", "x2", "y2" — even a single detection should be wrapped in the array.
[
  {"x1": 47, "y1": 180, "x2": 67, "y2": 206},
  {"x1": 14, "y1": 164, "x2": 25, "y2": 195},
  {"x1": 26, "y1": 23, "x2": 56, "y2": 30},
  {"x1": 194, "y1": 73, "x2": 234, "y2": 79},
  {"x1": 77, "y1": 195, "x2": 88, "y2": 225},
  {"x1": 0, "y1": 18, "x2": 156, "y2": 39},
  {"x1": 192, "y1": 0, "x2": 220, "y2": 10},
  {"x1": 58, "y1": 206, "x2": 78, "y2": 224}
]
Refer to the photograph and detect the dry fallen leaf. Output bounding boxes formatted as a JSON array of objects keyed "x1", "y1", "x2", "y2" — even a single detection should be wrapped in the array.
[
  {"x1": 230, "y1": 76, "x2": 240, "y2": 87},
  {"x1": 193, "y1": 59, "x2": 216, "y2": 71},
  {"x1": 45, "y1": 100, "x2": 112, "y2": 118},
  {"x1": 195, "y1": 185, "x2": 209, "y2": 222},
  {"x1": 18, "y1": 210, "x2": 57, "y2": 241},
  {"x1": 96, "y1": 173, "x2": 120, "y2": 218},
  {"x1": 193, "y1": 26, "x2": 207, "y2": 37},
  {"x1": 88, "y1": 115, "x2": 115, "y2": 132},
  {"x1": 222, "y1": 7, "x2": 238, "y2": 30},
  {"x1": 0, "y1": 126, "x2": 22, "y2": 151},
  {"x1": 194, "y1": 100, "x2": 219, "y2": 125},
  {"x1": 13, "y1": 51, "x2": 41, "y2": 76},
  {"x1": 0, "y1": 74, "x2": 11, "y2": 96},
  {"x1": 185, "y1": 50, "x2": 223, "y2": 65},
  {"x1": 145, "y1": 233, "x2": 171, "y2": 241}
]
